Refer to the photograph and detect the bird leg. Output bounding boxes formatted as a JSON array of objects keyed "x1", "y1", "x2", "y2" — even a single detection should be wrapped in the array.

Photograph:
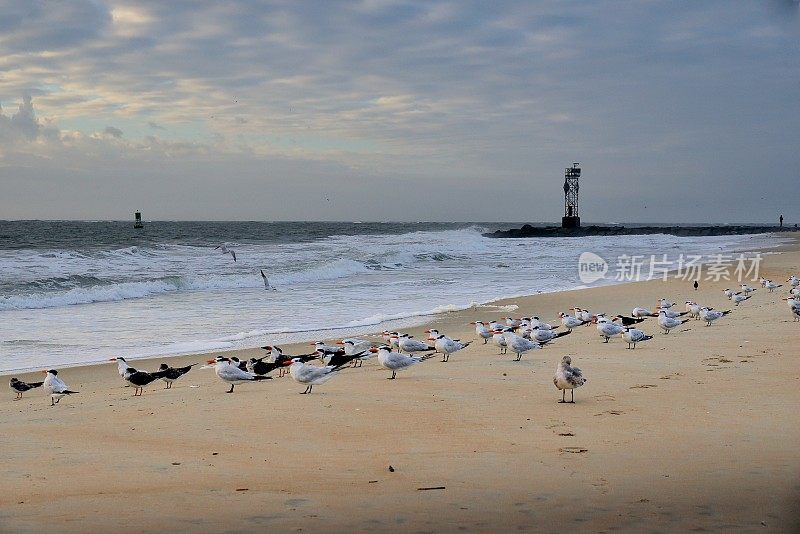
[
  {"x1": 51, "y1": 398, "x2": 55, "y2": 406},
  {"x1": 227, "y1": 384, "x2": 235, "y2": 393},
  {"x1": 388, "y1": 371, "x2": 396, "y2": 379},
  {"x1": 559, "y1": 389, "x2": 566, "y2": 403},
  {"x1": 569, "y1": 390, "x2": 575, "y2": 403}
]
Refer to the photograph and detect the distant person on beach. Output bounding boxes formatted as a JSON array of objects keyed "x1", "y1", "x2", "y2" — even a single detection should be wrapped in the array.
[
  {"x1": 780, "y1": 215, "x2": 783, "y2": 228},
  {"x1": 693, "y1": 280, "x2": 698, "y2": 291}
]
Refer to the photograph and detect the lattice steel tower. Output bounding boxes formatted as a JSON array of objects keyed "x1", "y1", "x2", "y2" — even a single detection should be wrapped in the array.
[{"x1": 562, "y1": 163, "x2": 581, "y2": 228}]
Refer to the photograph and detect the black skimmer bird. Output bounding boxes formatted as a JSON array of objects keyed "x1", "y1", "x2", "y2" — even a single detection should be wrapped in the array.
[
  {"x1": 10, "y1": 377, "x2": 44, "y2": 400},
  {"x1": 43, "y1": 370, "x2": 79, "y2": 406},
  {"x1": 553, "y1": 356, "x2": 587, "y2": 403},
  {"x1": 155, "y1": 363, "x2": 198, "y2": 389},
  {"x1": 124, "y1": 367, "x2": 167, "y2": 396},
  {"x1": 614, "y1": 315, "x2": 646, "y2": 326}
]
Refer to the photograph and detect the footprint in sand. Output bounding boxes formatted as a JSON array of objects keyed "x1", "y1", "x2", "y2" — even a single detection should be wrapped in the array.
[
  {"x1": 630, "y1": 384, "x2": 658, "y2": 389},
  {"x1": 559, "y1": 447, "x2": 588, "y2": 453},
  {"x1": 593, "y1": 394, "x2": 616, "y2": 401},
  {"x1": 594, "y1": 410, "x2": 623, "y2": 416}
]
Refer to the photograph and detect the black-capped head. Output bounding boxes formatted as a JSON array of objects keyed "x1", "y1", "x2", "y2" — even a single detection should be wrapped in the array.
[
  {"x1": 159, "y1": 363, "x2": 169, "y2": 370},
  {"x1": 48, "y1": 369, "x2": 58, "y2": 375},
  {"x1": 10, "y1": 377, "x2": 19, "y2": 383}
]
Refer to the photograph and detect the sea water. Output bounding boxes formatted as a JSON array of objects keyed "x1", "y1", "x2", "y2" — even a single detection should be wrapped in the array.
[{"x1": 0, "y1": 221, "x2": 783, "y2": 372}]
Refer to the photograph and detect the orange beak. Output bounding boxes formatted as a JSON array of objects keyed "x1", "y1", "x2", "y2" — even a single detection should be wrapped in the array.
[
  {"x1": 335, "y1": 341, "x2": 344, "y2": 345},
  {"x1": 41, "y1": 370, "x2": 48, "y2": 374},
  {"x1": 369, "y1": 347, "x2": 378, "y2": 353},
  {"x1": 206, "y1": 359, "x2": 216, "y2": 365}
]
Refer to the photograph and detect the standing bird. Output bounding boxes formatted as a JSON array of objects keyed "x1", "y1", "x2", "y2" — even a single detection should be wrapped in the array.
[
  {"x1": 43, "y1": 370, "x2": 79, "y2": 406},
  {"x1": 260, "y1": 270, "x2": 277, "y2": 290},
  {"x1": 123, "y1": 367, "x2": 166, "y2": 396},
  {"x1": 470, "y1": 321, "x2": 493, "y2": 344},
  {"x1": 632, "y1": 307, "x2": 658, "y2": 318},
  {"x1": 110, "y1": 356, "x2": 132, "y2": 379},
  {"x1": 784, "y1": 298, "x2": 800, "y2": 321},
  {"x1": 371, "y1": 346, "x2": 431, "y2": 379},
  {"x1": 287, "y1": 358, "x2": 343, "y2": 394},
  {"x1": 530, "y1": 326, "x2": 571, "y2": 344},
  {"x1": 764, "y1": 280, "x2": 782, "y2": 293},
  {"x1": 493, "y1": 329, "x2": 509, "y2": 354},
  {"x1": 731, "y1": 293, "x2": 751, "y2": 306},
  {"x1": 595, "y1": 317, "x2": 625, "y2": 343},
  {"x1": 699, "y1": 308, "x2": 731, "y2": 326},
  {"x1": 559, "y1": 312, "x2": 584, "y2": 331},
  {"x1": 723, "y1": 288, "x2": 735, "y2": 299},
  {"x1": 740, "y1": 284, "x2": 756, "y2": 295},
  {"x1": 503, "y1": 331, "x2": 541, "y2": 361},
  {"x1": 434, "y1": 335, "x2": 471, "y2": 362},
  {"x1": 553, "y1": 356, "x2": 587, "y2": 403},
  {"x1": 155, "y1": 363, "x2": 198, "y2": 388},
  {"x1": 398, "y1": 333, "x2": 436, "y2": 355},
  {"x1": 658, "y1": 310, "x2": 689, "y2": 334},
  {"x1": 215, "y1": 244, "x2": 236, "y2": 262},
  {"x1": 614, "y1": 315, "x2": 646, "y2": 326},
  {"x1": 246, "y1": 357, "x2": 281, "y2": 376},
  {"x1": 207, "y1": 356, "x2": 271, "y2": 393},
  {"x1": 621, "y1": 327, "x2": 653, "y2": 349},
  {"x1": 10, "y1": 377, "x2": 44, "y2": 400}
]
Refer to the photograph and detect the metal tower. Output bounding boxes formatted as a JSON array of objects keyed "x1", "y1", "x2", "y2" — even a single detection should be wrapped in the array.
[{"x1": 562, "y1": 163, "x2": 581, "y2": 228}]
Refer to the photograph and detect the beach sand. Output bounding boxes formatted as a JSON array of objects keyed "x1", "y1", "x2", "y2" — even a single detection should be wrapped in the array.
[{"x1": 3, "y1": 241, "x2": 799, "y2": 533}]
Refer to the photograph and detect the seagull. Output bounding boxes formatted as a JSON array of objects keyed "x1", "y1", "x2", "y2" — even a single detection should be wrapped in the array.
[
  {"x1": 632, "y1": 307, "x2": 657, "y2": 318},
  {"x1": 723, "y1": 289, "x2": 735, "y2": 299},
  {"x1": 110, "y1": 356, "x2": 132, "y2": 379},
  {"x1": 313, "y1": 341, "x2": 345, "y2": 359},
  {"x1": 261, "y1": 346, "x2": 317, "y2": 376},
  {"x1": 434, "y1": 334, "x2": 471, "y2": 362},
  {"x1": 788, "y1": 275, "x2": 799, "y2": 288},
  {"x1": 530, "y1": 326, "x2": 571, "y2": 344},
  {"x1": 371, "y1": 346, "x2": 431, "y2": 379},
  {"x1": 764, "y1": 280, "x2": 782, "y2": 293},
  {"x1": 621, "y1": 327, "x2": 653, "y2": 349},
  {"x1": 42, "y1": 369, "x2": 79, "y2": 406},
  {"x1": 492, "y1": 329, "x2": 509, "y2": 354},
  {"x1": 155, "y1": 363, "x2": 199, "y2": 388},
  {"x1": 595, "y1": 317, "x2": 625, "y2": 343},
  {"x1": 740, "y1": 284, "x2": 756, "y2": 294},
  {"x1": 470, "y1": 321, "x2": 493, "y2": 344},
  {"x1": 559, "y1": 312, "x2": 584, "y2": 331},
  {"x1": 658, "y1": 299, "x2": 676, "y2": 309},
  {"x1": 9, "y1": 377, "x2": 44, "y2": 400},
  {"x1": 207, "y1": 356, "x2": 271, "y2": 392},
  {"x1": 790, "y1": 287, "x2": 800, "y2": 297},
  {"x1": 503, "y1": 316, "x2": 522, "y2": 329},
  {"x1": 398, "y1": 333, "x2": 436, "y2": 355},
  {"x1": 287, "y1": 358, "x2": 342, "y2": 394},
  {"x1": 657, "y1": 307, "x2": 688, "y2": 319},
  {"x1": 337, "y1": 338, "x2": 376, "y2": 367},
  {"x1": 731, "y1": 293, "x2": 751, "y2": 306},
  {"x1": 699, "y1": 307, "x2": 731, "y2": 326},
  {"x1": 573, "y1": 308, "x2": 600, "y2": 324},
  {"x1": 685, "y1": 301, "x2": 705, "y2": 319},
  {"x1": 260, "y1": 270, "x2": 277, "y2": 290},
  {"x1": 658, "y1": 310, "x2": 689, "y2": 334},
  {"x1": 553, "y1": 356, "x2": 587, "y2": 403},
  {"x1": 215, "y1": 244, "x2": 236, "y2": 262},
  {"x1": 784, "y1": 298, "x2": 800, "y2": 321},
  {"x1": 123, "y1": 367, "x2": 166, "y2": 396},
  {"x1": 530, "y1": 317, "x2": 556, "y2": 330},
  {"x1": 503, "y1": 331, "x2": 541, "y2": 361}
]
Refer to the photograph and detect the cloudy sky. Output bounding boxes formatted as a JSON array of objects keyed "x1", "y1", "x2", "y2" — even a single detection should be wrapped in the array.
[{"x1": 0, "y1": 1, "x2": 798, "y2": 222}]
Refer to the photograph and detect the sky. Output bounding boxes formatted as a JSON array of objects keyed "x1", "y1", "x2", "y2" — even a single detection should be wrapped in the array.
[{"x1": 0, "y1": 0, "x2": 798, "y2": 223}]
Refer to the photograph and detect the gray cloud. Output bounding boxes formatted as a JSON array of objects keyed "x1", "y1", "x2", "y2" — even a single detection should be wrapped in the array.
[
  {"x1": 103, "y1": 126, "x2": 123, "y2": 138},
  {"x1": 0, "y1": 1, "x2": 798, "y2": 222}
]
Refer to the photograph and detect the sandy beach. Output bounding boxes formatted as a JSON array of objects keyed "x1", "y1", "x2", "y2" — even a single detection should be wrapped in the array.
[{"x1": 3, "y1": 239, "x2": 799, "y2": 533}]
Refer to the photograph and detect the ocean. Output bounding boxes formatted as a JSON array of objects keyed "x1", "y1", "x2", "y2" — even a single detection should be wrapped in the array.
[{"x1": 0, "y1": 221, "x2": 784, "y2": 373}]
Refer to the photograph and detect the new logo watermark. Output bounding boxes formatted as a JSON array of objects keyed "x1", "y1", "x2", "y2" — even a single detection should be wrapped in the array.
[
  {"x1": 577, "y1": 252, "x2": 763, "y2": 284},
  {"x1": 578, "y1": 252, "x2": 609, "y2": 284}
]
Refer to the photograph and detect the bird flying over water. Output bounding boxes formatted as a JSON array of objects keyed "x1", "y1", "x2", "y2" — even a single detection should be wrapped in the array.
[{"x1": 215, "y1": 244, "x2": 236, "y2": 262}]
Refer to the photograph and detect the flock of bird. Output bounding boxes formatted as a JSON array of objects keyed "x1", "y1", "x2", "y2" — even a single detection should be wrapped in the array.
[{"x1": 9, "y1": 275, "x2": 800, "y2": 406}]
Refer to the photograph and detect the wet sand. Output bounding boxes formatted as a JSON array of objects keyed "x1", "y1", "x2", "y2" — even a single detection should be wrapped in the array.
[{"x1": 2, "y1": 240, "x2": 799, "y2": 533}]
